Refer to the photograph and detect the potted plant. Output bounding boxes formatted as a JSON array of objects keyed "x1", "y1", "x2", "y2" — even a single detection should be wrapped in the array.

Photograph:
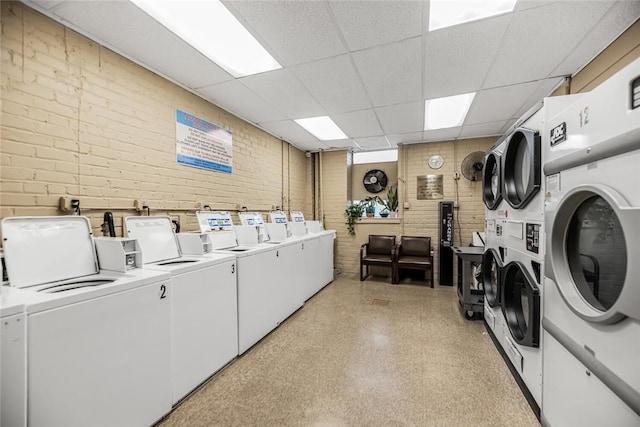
[
  {"x1": 362, "y1": 196, "x2": 380, "y2": 218},
  {"x1": 384, "y1": 185, "x2": 399, "y2": 218},
  {"x1": 345, "y1": 202, "x2": 365, "y2": 236}
]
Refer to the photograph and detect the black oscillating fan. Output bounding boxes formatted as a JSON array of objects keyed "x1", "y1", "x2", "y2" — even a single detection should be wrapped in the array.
[{"x1": 461, "y1": 152, "x2": 485, "y2": 182}]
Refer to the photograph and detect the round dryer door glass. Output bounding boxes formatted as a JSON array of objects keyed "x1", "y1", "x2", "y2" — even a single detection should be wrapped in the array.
[
  {"x1": 566, "y1": 196, "x2": 626, "y2": 311},
  {"x1": 482, "y1": 249, "x2": 501, "y2": 307},
  {"x1": 513, "y1": 140, "x2": 531, "y2": 200}
]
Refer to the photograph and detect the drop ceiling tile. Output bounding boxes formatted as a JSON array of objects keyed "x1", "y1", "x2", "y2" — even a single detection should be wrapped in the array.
[
  {"x1": 422, "y1": 127, "x2": 462, "y2": 142},
  {"x1": 354, "y1": 136, "x2": 391, "y2": 150},
  {"x1": 258, "y1": 120, "x2": 318, "y2": 144},
  {"x1": 352, "y1": 37, "x2": 422, "y2": 107},
  {"x1": 515, "y1": 0, "x2": 559, "y2": 12},
  {"x1": 465, "y1": 81, "x2": 540, "y2": 125},
  {"x1": 291, "y1": 141, "x2": 329, "y2": 151},
  {"x1": 375, "y1": 101, "x2": 423, "y2": 135},
  {"x1": 553, "y1": 1, "x2": 640, "y2": 77},
  {"x1": 331, "y1": 110, "x2": 382, "y2": 138},
  {"x1": 424, "y1": 14, "x2": 511, "y2": 99},
  {"x1": 324, "y1": 139, "x2": 358, "y2": 150},
  {"x1": 24, "y1": 0, "x2": 65, "y2": 11},
  {"x1": 329, "y1": 1, "x2": 424, "y2": 51},
  {"x1": 291, "y1": 55, "x2": 371, "y2": 114},
  {"x1": 52, "y1": 2, "x2": 233, "y2": 88},
  {"x1": 459, "y1": 121, "x2": 508, "y2": 139},
  {"x1": 484, "y1": 1, "x2": 614, "y2": 88},
  {"x1": 386, "y1": 132, "x2": 424, "y2": 145},
  {"x1": 240, "y1": 69, "x2": 326, "y2": 119},
  {"x1": 513, "y1": 77, "x2": 563, "y2": 118},
  {"x1": 222, "y1": 1, "x2": 346, "y2": 67},
  {"x1": 500, "y1": 119, "x2": 518, "y2": 134},
  {"x1": 197, "y1": 80, "x2": 286, "y2": 124}
]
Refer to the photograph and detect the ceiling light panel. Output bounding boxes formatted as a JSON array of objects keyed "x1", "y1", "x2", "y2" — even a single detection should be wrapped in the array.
[
  {"x1": 424, "y1": 93, "x2": 476, "y2": 130},
  {"x1": 131, "y1": 0, "x2": 281, "y2": 77},
  {"x1": 428, "y1": 0, "x2": 517, "y2": 31},
  {"x1": 295, "y1": 117, "x2": 348, "y2": 141}
]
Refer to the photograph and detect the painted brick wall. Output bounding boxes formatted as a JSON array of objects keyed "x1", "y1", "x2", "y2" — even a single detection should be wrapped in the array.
[{"x1": 0, "y1": 2, "x2": 311, "y2": 237}]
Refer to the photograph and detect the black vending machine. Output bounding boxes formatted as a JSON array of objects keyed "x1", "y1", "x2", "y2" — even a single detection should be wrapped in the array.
[{"x1": 439, "y1": 201, "x2": 454, "y2": 286}]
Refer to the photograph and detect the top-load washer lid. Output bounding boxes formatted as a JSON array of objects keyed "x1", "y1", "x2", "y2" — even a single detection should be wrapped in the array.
[
  {"x1": 238, "y1": 212, "x2": 264, "y2": 227},
  {"x1": 290, "y1": 211, "x2": 305, "y2": 223},
  {"x1": 125, "y1": 216, "x2": 181, "y2": 264},
  {"x1": 269, "y1": 211, "x2": 288, "y2": 224},
  {"x1": 483, "y1": 149, "x2": 502, "y2": 210},
  {"x1": 482, "y1": 248, "x2": 503, "y2": 308},
  {"x1": 196, "y1": 211, "x2": 234, "y2": 232},
  {"x1": 1, "y1": 216, "x2": 99, "y2": 289},
  {"x1": 503, "y1": 128, "x2": 541, "y2": 209}
]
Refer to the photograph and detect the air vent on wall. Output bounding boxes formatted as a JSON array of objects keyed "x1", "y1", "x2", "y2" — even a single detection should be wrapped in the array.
[{"x1": 363, "y1": 169, "x2": 388, "y2": 193}]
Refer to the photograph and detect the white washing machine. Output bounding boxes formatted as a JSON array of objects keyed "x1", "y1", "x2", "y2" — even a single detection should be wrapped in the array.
[
  {"x1": 542, "y1": 58, "x2": 640, "y2": 426},
  {"x1": 1, "y1": 216, "x2": 172, "y2": 427},
  {"x1": 125, "y1": 216, "x2": 238, "y2": 406},
  {"x1": 194, "y1": 211, "x2": 304, "y2": 355},
  {"x1": 1, "y1": 286, "x2": 31, "y2": 427}
]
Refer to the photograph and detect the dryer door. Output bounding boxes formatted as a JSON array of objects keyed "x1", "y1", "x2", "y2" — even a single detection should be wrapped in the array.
[
  {"x1": 503, "y1": 128, "x2": 541, "y2": 209},
  {"x1": 501, "y1": 261, "x2": 540, "y2": 348},
  {"x1": 483, "y1": 151, "x2": 502, "y2": 210},
  {"x1": 482, "y1": 248, "x2": 502, "y2": 308},
  {"x1": 546, "y1": 185, "x2": 640, "y2": 323}
]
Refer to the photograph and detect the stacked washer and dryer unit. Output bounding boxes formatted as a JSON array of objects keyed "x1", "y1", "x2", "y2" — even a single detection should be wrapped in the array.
[
  {"x1": 483, "y1": 94, "x2": 582, "y2": 412},
  {"x1": 541, "y1": 58, "x2": 640, "y2": 426}
]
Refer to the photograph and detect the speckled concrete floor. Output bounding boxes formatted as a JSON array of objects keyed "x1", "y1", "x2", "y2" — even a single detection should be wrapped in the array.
[{"x1": 158, "y1": 274, "x2": 540, "y2": 427}]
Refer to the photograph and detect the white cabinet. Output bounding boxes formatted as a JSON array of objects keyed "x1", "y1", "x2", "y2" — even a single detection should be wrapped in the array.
[{"x1": 170, "y1": 260, "x2": 237, "y2": 404}]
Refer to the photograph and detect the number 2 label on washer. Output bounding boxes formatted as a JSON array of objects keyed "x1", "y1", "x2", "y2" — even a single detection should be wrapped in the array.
[{"x1": 159, "y1": 284, "x2": 167, "y2": 299}]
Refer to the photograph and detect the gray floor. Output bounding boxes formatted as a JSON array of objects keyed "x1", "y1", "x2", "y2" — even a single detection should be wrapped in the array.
[{"x1": 159, "y1": 274, "x2": 540, "y2": 426}]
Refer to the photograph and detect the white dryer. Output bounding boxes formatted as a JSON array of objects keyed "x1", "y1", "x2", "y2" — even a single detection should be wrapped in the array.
[
  {"x1": 500, "y1": 247, "x2": 543, "y2": 407},
  {"x1": 542, "y1": 58, "x2": 640, "y2": 426},
  {"x1": 482, "y1": 137, "x2": 509, "y2": 358},
  {"x1": 1, "y1": 216, "x2": 172, "y2": 427},
  {"x1": 125, "y1": 216, "x2": 237, "y2": 406}
]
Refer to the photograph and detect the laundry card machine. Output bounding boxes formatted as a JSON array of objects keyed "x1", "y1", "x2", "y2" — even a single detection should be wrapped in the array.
[
  {"x1": 1, "y1": 216, "x2": 172, "y2": 427},
  {"x1": 125, "y1": 216, "x2": 237, "y2": 406}
]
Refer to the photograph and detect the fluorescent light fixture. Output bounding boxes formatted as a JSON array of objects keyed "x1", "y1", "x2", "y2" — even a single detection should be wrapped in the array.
[
  {"x1": 353, "y1": 149, "x2": 398, "y2": 164},
  {"x1": 424, "y1": 92, "x2": 476, "y2": 130},
  {"x1": 429, "y1": 0, "x2": 517, "y2": 31},
  {"x1": 131, "y1": 0, "x2": 281, "y2": 77},
  {"x1": 295, "y1": 116, "x2": 348, "y2": 141}
]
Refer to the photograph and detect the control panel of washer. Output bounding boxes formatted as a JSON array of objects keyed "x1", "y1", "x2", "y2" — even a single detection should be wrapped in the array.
[{"x1": 526, "y1": 223, "x2": 540, "y2": 254}]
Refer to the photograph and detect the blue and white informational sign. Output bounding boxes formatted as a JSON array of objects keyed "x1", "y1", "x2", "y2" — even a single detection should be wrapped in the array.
[{"x1": 176, "y1": 110, "x2": 232, "y2": 174}]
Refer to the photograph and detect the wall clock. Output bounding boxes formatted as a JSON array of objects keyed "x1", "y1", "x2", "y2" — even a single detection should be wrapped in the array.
[{"x1": 428, "y1": 155, "x2": 444, "y2": 169}]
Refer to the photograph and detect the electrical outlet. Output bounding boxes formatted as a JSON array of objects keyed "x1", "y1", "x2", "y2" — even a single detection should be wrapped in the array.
[
  {"x1": 59, "y1": 196, "x2": 72, "y2": 211},
  {"x1": 403, "y1": 201, "x2": 410, "y2": 209},
  {"x1": 453, "y1": 172, "x2": 460, "y2": 180}
]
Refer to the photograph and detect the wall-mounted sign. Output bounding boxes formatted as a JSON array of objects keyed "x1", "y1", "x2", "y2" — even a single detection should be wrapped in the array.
[
  {"x1": 176, "y1": 110, "x2": 232, "y2": 174},
  {"x1": 417, "y1": 175, "x2": 444, "y2": 200}
]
